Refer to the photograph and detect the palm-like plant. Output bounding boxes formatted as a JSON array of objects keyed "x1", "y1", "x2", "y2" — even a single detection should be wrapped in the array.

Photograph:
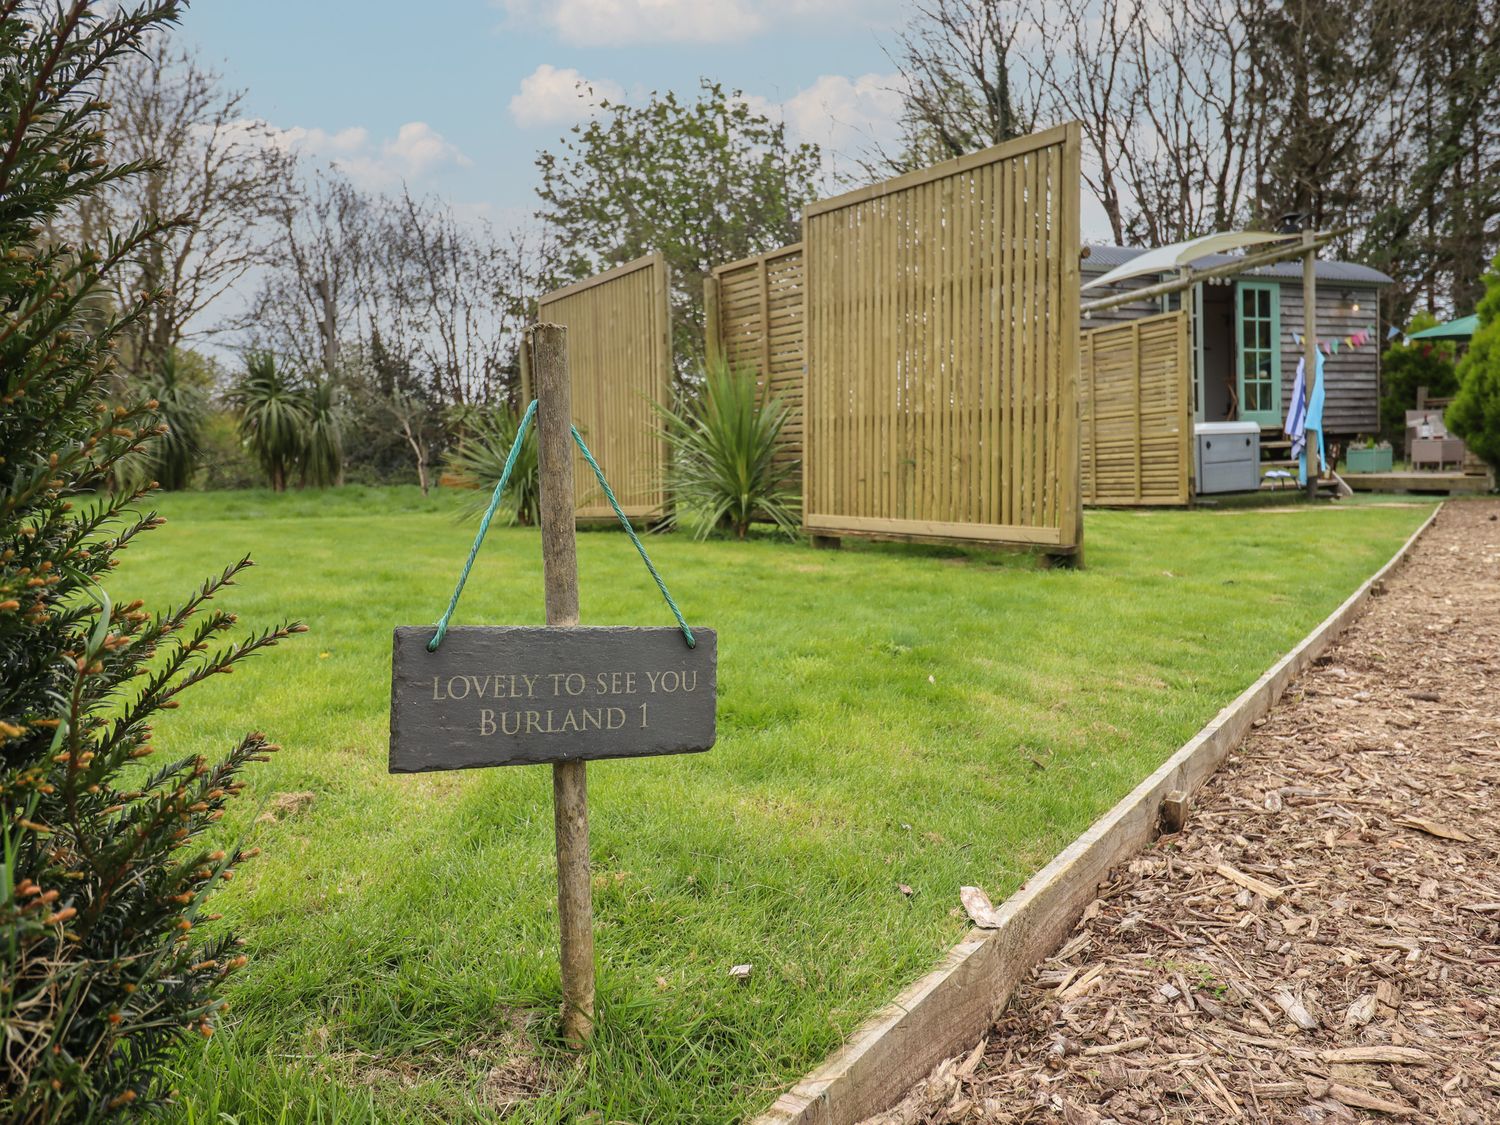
[
  {"x1": 300, "y1": 376, "x2": 344, "y2": 488},
  {"x1": 656, "y1": 362, "x2": 800, "y2": 539},
  {"x1": 444, "y1": 405, "x2": 541, "y2": 525},
  {"x1": 231, "y1": 352, "x2": 309, "y2": 492},
  {"x1": 140, "y1": 351, "x2": 208, "y2": 490}
]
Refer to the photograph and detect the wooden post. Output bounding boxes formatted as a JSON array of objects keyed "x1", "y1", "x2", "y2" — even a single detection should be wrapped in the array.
[
  {"x1": 1302, "y1": 229, "x2": 1319, "y2": 499},
  {"x1": 1160, "y1": 789, "x2": 1190, "y2": 834},
  {"x1": 758, "y1": 257, "x2": 772, "y2": 381},
  {"x1": 531, "y1": 322, "x2": 595, "y2": 1047},
  {"x1": 519, "y1": 328, "x2": 534, "y2": 405},
  {"x1": 703, "y1": 274, "x2": 721, "y2": 370}
]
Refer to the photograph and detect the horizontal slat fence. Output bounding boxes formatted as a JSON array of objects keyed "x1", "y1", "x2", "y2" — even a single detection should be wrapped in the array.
[
  {"x1": 705, "y1": 244, "x2": 806, "y2": 474},
  {"x1": 536, "y1": 254, "x2": 671, "y2": 520},
  {"x1": 802, "y1": 123, "x2": 1083, "y2": 554},
  {"x1": 1080, "y1": 310, "x2": 1192, "y2": 506}
]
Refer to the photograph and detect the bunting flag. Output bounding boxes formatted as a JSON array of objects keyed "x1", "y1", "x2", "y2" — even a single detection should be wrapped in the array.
[{"x1": 1293, "y1": 324, "x2": 1381, "y2": 352}]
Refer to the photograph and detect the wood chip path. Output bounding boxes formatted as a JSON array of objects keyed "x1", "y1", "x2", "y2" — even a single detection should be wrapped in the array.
[{"x1": 868, "y1": 500, "x2": 1500, "y2": 1124}]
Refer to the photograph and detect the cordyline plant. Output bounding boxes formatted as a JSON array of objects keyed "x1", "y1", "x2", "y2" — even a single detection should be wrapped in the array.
[
  {"x1": 444, "y1": 403, "x2": 541, "y2": 526},
  {"x1": 654, "y1": 361, "x2": 800, "y2": 540},
  {"x1": 1, "y1": 3, "x2": 302, "y2": 1120}
]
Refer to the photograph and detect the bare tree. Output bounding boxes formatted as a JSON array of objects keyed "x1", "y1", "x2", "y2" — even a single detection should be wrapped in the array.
[
  {"x1": 379, "y1": 189, "x2": 537, "y2": 407},
  {"x1": 885, "y1": 0, "x2": 1254, "y2": 241},
  {"x1": 885, "y1": 0, "x2": 1499, "y2": 320},
  {"x1": 1116, "y1": 0, "x2": 1256, "y2": 243},
  {"x1": 881, "y1": 0, "x2": 1041, "y2": 174},
  {"x1": 242, "y1": 157, "x2": 562, "y2": 487},
  {"x1": 74, "y1": 38, "x2": 288, "y2": 372},
  {"x1": 246, "y1": 169, "x2": 379, "y2": 378},
  {"x1": 1023, "y1": 0, "x2": 1142, "y2": 242}
]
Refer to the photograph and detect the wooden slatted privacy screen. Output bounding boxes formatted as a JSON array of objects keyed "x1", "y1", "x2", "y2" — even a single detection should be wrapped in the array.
[
  {"x1": 802, "y1": 123, "x2": 1083, "y2": 553},
  {"x1": 704, "y1": 244, "x2": 806, "y2": 472},
  {"x1": 536, "y1": 254, "x2": 671, "y2": 520},
  {"x1": 1080, "y1": 310, "x2": 1193, "y2": 506}
]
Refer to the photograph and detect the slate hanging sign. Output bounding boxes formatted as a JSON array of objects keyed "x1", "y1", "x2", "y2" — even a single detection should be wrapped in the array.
[{"x1": 389, "y1": 625, "x2": 717, "y2": 773}]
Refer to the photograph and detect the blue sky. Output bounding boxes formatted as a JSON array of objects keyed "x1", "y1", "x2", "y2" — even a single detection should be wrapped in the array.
[{"x1": 177, "y1": 0, "x2": 912, "y2": 229}]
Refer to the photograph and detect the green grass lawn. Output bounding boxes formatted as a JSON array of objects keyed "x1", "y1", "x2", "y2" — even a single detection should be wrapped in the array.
[{"x1": 108, "y1": 487, "x2": 1432, "y2": 1123}]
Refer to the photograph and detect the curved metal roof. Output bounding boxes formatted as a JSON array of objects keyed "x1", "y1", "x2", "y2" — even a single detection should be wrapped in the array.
[
  {"x1": 1080, "y1": 231, "x2": 1292, "y2": 290},
  {"x1": 1080, "y1": 241, "x2": 1394, "y2": 287}
]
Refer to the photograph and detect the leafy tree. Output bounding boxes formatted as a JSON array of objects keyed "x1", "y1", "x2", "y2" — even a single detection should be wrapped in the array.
[
  {"x1": 1, "y1": 3, "x2": 303, "y2": 1119},
  {"x1": 535, "y1": 80, "x2": 822, "y2": 372},
  {"x1": 1448, "y1": 256, "x2": 1500, "y2": 476},
  {"x1": 195, "y1": 409, "x2": 260, "y2": 491},
  {"x1": 342, "y1": 329, "x2": 448, "y2": 490},
  {"x1": 1379, "y1": 313, "x2": 1459, "y2": 450},
  {"x1": 653, "y1": 362, "x2": 800, "y2": 540},
  {"x1": 230, "y1": 352, "x2": 309, "y2": 492}
]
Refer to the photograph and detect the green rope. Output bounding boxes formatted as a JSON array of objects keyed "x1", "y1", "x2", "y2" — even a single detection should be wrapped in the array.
[
  {"x1": 571, "y1": 426, "x2": 695, "y2": 649},
  {"x1": 427, "y1": 399, "x2": 695, "y2": 651},
  {"x1": 427, "y1": 399, "x2": 537, "y2": 651}
]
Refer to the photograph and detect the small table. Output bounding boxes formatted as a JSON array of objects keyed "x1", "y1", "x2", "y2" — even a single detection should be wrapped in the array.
[{"x1": 1410, "y1": 437, "x2": 1466, "y2": 471}]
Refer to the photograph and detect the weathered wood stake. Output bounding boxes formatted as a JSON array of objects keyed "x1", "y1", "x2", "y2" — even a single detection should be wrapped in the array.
[
  {"x1": 519, "y1": 327, "x2": 534, "y2": 405},
  {"x1": 1160, "y1": 789, "x2": 1190, "y2": 834},
  {"x1": 532, "y1": 322, "x2": 595, "y2": 1046}
]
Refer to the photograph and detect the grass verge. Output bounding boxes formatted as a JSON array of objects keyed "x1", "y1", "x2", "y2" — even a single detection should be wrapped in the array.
[{"x1": 106, "y1": 487, "x2": 1434, "y2": 1122}]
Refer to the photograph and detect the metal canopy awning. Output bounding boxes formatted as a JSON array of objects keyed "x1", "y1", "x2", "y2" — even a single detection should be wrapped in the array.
[
  {"x1": 1081, "y1": 230, "x2": 1294, "y2": 291},
  {"x1": 1080, "y1": 228, "x2": 1342, "y2": 316}
]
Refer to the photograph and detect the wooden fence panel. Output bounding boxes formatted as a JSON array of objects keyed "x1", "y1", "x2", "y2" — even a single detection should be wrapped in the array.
[
  {"x1": 537, "y1": 254, "x2": 671, "y2": 520},
  {"x1": 705, "y1": 244, "x2": 806, "y2": 472},
  {"x1": 802, "y1": 123, "x2": 1082, "y2": 553},
  {"x1": 1079, "y1": 310, "x2": 1192, "y2": 506}
]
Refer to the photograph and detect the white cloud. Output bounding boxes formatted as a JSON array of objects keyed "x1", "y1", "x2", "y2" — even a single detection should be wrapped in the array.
[
  {"x1": 777, "y1": 73, "x2": 906, "y2": 159},
  {"x1": 227, "y1": 118, "x2": 471, "y2": 189},
  {"x1": 499, "y1": 0, "x2": 890, "y2": 46},
  {"x1": 509, "y1": 65, "x2": 624, "y2": 127},
  {"x1": 557, "y1": 0, "x2": 759, "y2": 45},
  {"x1": 738, "y1": 72, "x2": 906, "y2": 184},
  {"x1": 381, "y1": 122, "x2": 473, "y2": 179}
]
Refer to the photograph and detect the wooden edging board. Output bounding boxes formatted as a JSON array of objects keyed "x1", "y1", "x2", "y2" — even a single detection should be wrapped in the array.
[{"x1": 752, "y1": 502, "x2": 1444, "y2": 1125}]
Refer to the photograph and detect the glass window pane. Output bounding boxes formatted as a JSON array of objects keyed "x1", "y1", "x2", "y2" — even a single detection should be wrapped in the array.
[{"x1": 1236, "y1": 287, "x2": 1280, "y2": 419}]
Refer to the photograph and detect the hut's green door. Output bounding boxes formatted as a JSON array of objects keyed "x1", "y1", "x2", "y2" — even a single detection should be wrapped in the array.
[{"x1": 1235, "y1": 281, "x2": 1281, "y2": 426}]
